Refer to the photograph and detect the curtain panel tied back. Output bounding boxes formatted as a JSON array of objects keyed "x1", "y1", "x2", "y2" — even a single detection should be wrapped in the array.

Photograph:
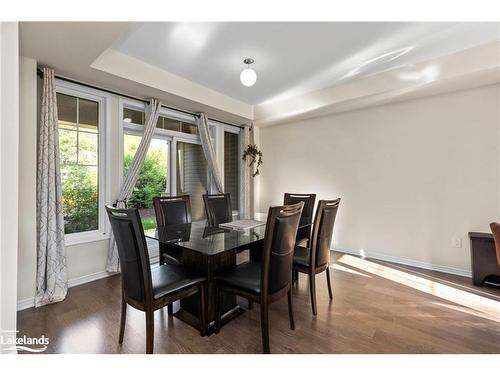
[{"x1": 106, "y1": 99, "x2": 162, "y2": 272}]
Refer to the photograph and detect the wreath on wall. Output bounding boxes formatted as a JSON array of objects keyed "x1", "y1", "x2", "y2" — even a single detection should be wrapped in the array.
[{"x1": 242, "y1": 144, "x2": 263, "y2": 178}]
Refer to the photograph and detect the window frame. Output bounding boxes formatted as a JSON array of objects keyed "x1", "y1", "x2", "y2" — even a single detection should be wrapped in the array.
[
  {"x1": 214, "y1": 122, "x2": 242, "y2": 214},
  {"x1": 118, "y1": 98, "x2": 243, "y2": 216},
  {"x1": 119, "y1": 98, "x2": 203, "y2": 194},
  {"x1": 55, "y1": 79, "x2": 112, "y2": 245}
]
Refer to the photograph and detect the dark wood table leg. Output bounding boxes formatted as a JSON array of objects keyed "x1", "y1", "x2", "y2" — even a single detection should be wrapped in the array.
[{"x1": 174, "y1": 248, "x2": 247, "y2": 335}]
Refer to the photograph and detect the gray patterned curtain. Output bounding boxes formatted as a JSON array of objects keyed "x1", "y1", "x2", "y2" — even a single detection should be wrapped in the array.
[
  {"x1": 196, "y1": 113, "x2": 224, "y2": 193},
  {"x1": 36, "y1": 67, "x2": 68, "y2": 307},
  {"x1": 106, "y1": 99, "x2": 162, "y2": 272}
]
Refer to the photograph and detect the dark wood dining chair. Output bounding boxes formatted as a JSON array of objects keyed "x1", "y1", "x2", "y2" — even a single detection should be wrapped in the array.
[
  {"x1": 489, "y1": 223, "x2": 500, "y2": 265},
  {"x1": 153, "y1": 195, "x2": 193, "y2": 315},
  {"x1": 202, "y1": 193, "x2": 233, "y2": 226},
  {"x1": 213, "y1": 202, "x2": 304, "y2": 353},
  {"x1": 293, "y1": 199, "x2": 340, "y2": 315},
  {"x1": 153, "y1": 195, "x2": 191, "y2": 264},
  {"x1": 283, "y1": 193, "x2": 316, "y2": 247},
  {"x1": 105, "y1": 205, "x2": 206, "y2": 354},
  {"x1": 153, "y1": 195, "x2": 192, "y2": 226}
]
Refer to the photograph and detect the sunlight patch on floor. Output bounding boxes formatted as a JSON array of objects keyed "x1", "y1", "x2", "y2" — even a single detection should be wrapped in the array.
[
  {"x1": 430, "y1": 301, "x2": 500, "y2": 322},
  {"x1": 331, "y1": 263, "x2": 371, "y2": 277},
  {"x1": 337, "y1": 254, "x2": 500, "y2": 322}
]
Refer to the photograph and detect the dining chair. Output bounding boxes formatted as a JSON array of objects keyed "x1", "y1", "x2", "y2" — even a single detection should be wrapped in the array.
[
  {"x1": 293, "y1": 199, "x2": 340, "y2": 315},
  {"x1": 283, "y1": 193, "x2": 316, "y2": 247},
  {"x1": 153, "y1": 195, "x2": 193, "y2": 315},
  {"x1": 153, "y1": 195, "x2": 192, "y2": 226},
  {"x1": 213, "y1": 202, "x2": 304, "y2": 353},
  {"x1": 202, "y1": 193, "x2": 233, "y2": 226},
  {"x1": 489, "y1": 223, "x2": 500, "y2": 265},
  {"x1": 105, "y1": 205, "x2": 206, "y2": 354}
]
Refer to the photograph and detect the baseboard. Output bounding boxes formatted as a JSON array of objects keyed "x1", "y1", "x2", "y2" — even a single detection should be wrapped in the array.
[
  {"x1": 16, "y1": 257, "x2": 162, "y2": 312},
  {"x1": 17, "y1": 297, "x2": 36, "y2": 312},
  {"x1": 67, "y1": 270, "x2": 115, "y2": 288},
  {"x1": 333, "y1": 248, "x2": 472, "y2": 278},
  {"x1": 17, "y1": 270, "x2": 115, "y2": 312}
]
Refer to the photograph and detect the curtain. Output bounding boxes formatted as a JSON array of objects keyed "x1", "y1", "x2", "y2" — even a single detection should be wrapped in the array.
[
  {"x1": 196, "y1": 113, "x2": 223, "y2": 193},
  {"x1": 106, "y1": 99, "x2": 162, "y2": 272},
  {"x1": 239, "y1": 124, "x2": 252, "y2": 218},
  {"x1": 36, "y1": 67, "x2": 68, "y2": 307}
]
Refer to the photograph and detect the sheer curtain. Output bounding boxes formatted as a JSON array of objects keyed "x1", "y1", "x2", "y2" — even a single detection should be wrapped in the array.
[
  {"x1": 106, "y1": 99, "x2": 162, "y2": 272},
  {"x1": 196, "y1": 113, "x2": 224, "y2": 193},
  {"x1": 36, "y1": 67, "x2": 68, "y2": 307}
]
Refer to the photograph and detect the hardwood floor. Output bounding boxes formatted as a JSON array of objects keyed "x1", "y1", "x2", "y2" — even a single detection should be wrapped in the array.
[{"x1": 17, "y1": 252, "x2": 500, "y2": 354}]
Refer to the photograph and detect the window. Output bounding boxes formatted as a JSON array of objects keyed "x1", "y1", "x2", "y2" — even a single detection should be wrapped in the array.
[
  {"x1": 176, "y1": 142, "x2": 208, "y2": 220},
  {"x1": 123, "y1": 107, "x2": 144, "y2": 125},
  {"x1": 56, "y1": 82, "x2": 110, "y2": 243},
  {"x1": 123, "y1": 107, "x2": 198, "y2": 135},
  {"x1": 224, "y1": 131, "x2": 240, "y2": 211},
  {"x1": 120, "y1": 99, "x2": 243, "y2": 226},
  {"x1": 123, "y1": 134, "x2": 169, "y2": 229},
  {"x1": 58, "y1": 93, "x2": 99, "y2": 234}
]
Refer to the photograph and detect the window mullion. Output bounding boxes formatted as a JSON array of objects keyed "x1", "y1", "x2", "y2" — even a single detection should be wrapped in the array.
[{"x1": 76, "y1": 97, "x2": 80, "y2": 164}]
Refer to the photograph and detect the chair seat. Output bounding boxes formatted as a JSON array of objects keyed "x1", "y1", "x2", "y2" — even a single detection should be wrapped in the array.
[
  {"x1": 151, "y1": 264, "x2": 205, "y2": 300},
  {"x1": 214, "y1": 261, "x2": 262, "y2": 294},
  {"x1": 293, "y1": 245, "x2": 311, "y2": 267}
]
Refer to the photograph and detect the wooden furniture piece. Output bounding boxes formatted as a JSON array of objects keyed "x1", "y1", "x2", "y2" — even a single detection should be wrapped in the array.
[
  {"x1": 293, "y1": 199, "x2": 340, "y2": 315},
  {"x1": 153, "y1": 195, "x2": 191, "y2": 265},
  {"x1": 284, "y1": 193, "x2": 316, "y2": 247},
  {"x1": 213, "y1": 202, "x2": 304, "y2": 353},
  {"x1": 203, "y1": 193, "x2": 233, "y2": 226},
  {"x1": 153, "y1": 195, "x2": 192, "y2": 225},
  {"x1": 468, "y1": 231, "x2": 500, "y2": 286},
  {"x1": 489, "y1": 223, "x2": 500, "y2": 265},
  {"x1": 105, "y1": 205, "x2": 206, "y2": 354},
  {"x1": 143, "y1": 212, "x2": 312, "y2": 335}
]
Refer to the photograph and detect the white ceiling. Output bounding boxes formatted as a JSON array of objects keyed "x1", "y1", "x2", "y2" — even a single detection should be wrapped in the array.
[{"x1": 113, "y1": 22, "x2": 500, "y2": 105}]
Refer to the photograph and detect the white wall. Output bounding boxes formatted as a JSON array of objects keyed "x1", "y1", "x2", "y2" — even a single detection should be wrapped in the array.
[
  {"x1": 0, "y1": 22, "x2": 19, "y2": 352},
  {"x1": 17, "y1": 57, "x2": 37, "y2": 304},
  {"x1": 259, "y1": 84, "x2": 500, "y2": 274}
]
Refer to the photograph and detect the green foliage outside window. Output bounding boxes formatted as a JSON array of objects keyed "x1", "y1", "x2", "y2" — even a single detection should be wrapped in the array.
[
  {"x1": 123, "y1": 148, "x2": 167, "y2": 210},
  {"x1": 61, "y1": 165, "x2": 98, "y2": 234},
  {"x1": 59, "y1": 127, "x2": 168, "y2": 234},
  {"x1": 123, "y1": 138, "x2": 168, "y2": 230},
  {"x1": 59, "y1": 123, "x2": 99, "y2": 234}
]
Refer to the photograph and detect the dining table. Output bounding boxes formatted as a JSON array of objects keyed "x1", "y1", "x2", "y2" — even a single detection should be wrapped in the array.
[{"x1": 144, "y1": 213, "x2": 312, "y2": 335}]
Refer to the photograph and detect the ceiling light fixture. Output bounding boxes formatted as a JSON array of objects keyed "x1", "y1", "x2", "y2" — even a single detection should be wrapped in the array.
[{"x1": 240, "y1": 58, "x2": 257, "y2": 87}]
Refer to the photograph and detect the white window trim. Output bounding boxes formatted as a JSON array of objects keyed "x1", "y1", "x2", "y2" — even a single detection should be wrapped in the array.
[{"x1": 56, "y1": 79, "x2": 112, "y2": 246}]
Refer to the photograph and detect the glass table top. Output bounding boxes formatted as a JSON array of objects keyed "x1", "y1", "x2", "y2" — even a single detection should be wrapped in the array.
[{"x1": 144, "y1": 213, "x2": 311, "y2": 256}]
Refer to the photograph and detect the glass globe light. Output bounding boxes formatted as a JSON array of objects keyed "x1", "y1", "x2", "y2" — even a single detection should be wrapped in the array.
[{"x1": 240, "y1": 67, "x2": 257, "y2": 87}]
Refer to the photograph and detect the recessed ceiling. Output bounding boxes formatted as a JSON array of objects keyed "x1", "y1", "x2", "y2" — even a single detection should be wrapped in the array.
[{"x1": 112, "y1": 22, "x2": 500, "y2": 105}]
